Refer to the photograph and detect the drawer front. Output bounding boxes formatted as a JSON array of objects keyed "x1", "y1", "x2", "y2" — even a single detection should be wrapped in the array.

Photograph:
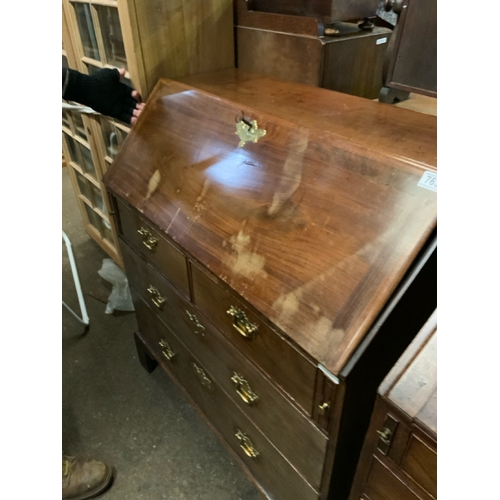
[
  {"x1": 116, "y1": 198, "x2": 190, "y2": 297},
  {"x1": 121, "y1": 240, "x2": 189, "y2": 327},
  {"x1": 400, "y1": 434, "x2": 436, "y2": 498},
  {"x1": 363, "y1": 457, "x2": 421, "y2": 500},
  {"x1": 140, "y1": 293, "x2": 327, "y2": 489},
  {"x1": 135, "y1": 297, "x2": 319, "y2": 500},
  {"x1": 191, "y1": 263, "x2": 317, "y2": 414}
]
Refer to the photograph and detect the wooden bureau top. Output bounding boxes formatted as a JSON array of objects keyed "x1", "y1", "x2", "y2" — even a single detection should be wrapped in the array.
[
  {"x1": 104, "y1": 72, "x2": 437, "y2": 376},
  {"x1": 380, "y1": 310, "x2": 437, "y2": 435}
]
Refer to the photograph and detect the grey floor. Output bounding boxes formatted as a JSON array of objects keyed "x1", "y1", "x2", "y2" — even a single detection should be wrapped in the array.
[{"x1": 62, "y1": 167, "x2": 262, "y2": 500}]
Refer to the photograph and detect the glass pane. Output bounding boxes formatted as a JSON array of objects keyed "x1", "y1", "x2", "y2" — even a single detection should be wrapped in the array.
[
  {"x1": 73, "y1": 3, "x2": 100, "y2": 61},
  {"x1": 78, "y1": 143, "x2": 97, "y2": 178},
  {"x1": 75, "y1": 170, "x2": 92, "y2": 201},
  {"x1": 96, "y1": 6, "x2": 126, "y2": 68},
  {"x1": 62, "y1": 109, "x2": 70, "y2": 129},
  {"x1": 84, "y1": 204, "x2": 101, "y2": 234},
  {"x1": 101, "y1": 218, "x2": 115, "y2": 245},
  {"x1": 90, "y1": 184, "x2": 106, "y2": 214},
  {"x1": 70, "y1": 111, "x2": 87, "y2": 139},
  {"x1": 64, "y1": 134, "x2": 80, "y2": 165},
  {"x1": 101, "y1": 119, "x2": 119, "y2": 159},
  {"x1": 85, "y1": 63, "x2": 101, "y2": 75}
]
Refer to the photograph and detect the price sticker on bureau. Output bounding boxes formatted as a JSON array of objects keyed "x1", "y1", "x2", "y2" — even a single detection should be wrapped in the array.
[{"x1": 418, "y1": 171, "x2": 437, "y2": 192}]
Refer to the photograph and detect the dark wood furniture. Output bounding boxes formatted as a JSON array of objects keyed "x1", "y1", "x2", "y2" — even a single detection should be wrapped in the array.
[
  {"x1": 246, "y1": 0, "x2": 379, "y2": 24},
  {"x1": 235, "y1": 0, "x2": 392, "y2": 99},
  {"x1": 379, "y1": 0, "x2": 437, "y2": 103},
  {"x1": 349, "y1": 310, "x2": 437, "y2": 500},
  {"x1": 103, "y1": 70, "x2": 437, "y2": 500}
]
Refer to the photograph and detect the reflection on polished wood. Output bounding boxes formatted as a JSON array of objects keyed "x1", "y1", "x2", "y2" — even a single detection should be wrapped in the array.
[{"x1": 104, "y1": 72, "x2": 436, "y2": 376}]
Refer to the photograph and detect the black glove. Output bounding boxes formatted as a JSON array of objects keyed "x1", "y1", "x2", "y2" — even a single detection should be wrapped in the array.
[{"x1": 62, "y1": 68, "x2": 140, "y2": 124}]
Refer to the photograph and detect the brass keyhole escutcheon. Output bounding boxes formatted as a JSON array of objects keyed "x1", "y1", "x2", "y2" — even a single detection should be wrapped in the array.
[
  {"x1": 235, "y1": 429, "x2": 259, "y2": 458},
  {"x1": 192, "y1": 363, "x2": 213, "y2": 391},
  {"x1": 185, "y1": 310, "x2": 205, "y2": 336},
  {"x1": 138, "y1": 227, "x2": 158, "y2": 251},
  {"x1": 158, "y1": 339, "x2": 176, "y2": 361},
  {"x1": 226, "y1": 306, "x2": 258, "y2": 339},
  {"x1": 231, "y1": 373, "x2": 259, "y2": 406},
  {"x1": 147, "y1": 285, "x2": 166, "y2": 310}
]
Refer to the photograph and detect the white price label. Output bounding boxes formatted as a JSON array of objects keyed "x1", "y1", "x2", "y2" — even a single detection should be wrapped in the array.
[
  {"x1": 376, "y1": 37, "x2": 388, "y2": 45},
  {"x1": 418, "y1": 171, "x2": 437, "y2": 192}
]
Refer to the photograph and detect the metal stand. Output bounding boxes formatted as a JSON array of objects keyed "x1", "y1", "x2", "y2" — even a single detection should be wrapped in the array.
[{"x1": 62, "y1": 231, "x2": 90, "y2": 327}]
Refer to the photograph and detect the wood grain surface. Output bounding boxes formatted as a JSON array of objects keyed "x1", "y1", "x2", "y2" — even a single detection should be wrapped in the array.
[{"x1": 104, "y1": 73, "x2": 437, "y2": 376}]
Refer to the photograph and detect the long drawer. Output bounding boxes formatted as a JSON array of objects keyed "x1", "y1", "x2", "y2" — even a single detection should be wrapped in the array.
[
  {"x1": 116, "y1": 199, "x2": 190, "y2": 298},
  {"x1": 134, "y1": 294, "x2": 328, "y2": 489},
  {"x1": 134, "y1": 295, "x2": 319, "y2": 500},
  {"x1": 123, "y1": 242, "x2": 328, "y2": 488},
  {"x1": 191, "y1": 262, "x2": 317, "y2": 415}
]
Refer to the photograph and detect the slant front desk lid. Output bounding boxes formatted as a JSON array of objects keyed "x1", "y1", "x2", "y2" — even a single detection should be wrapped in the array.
[{"x1": 104, "y1": 74, "x2": 437, "y2": 376}]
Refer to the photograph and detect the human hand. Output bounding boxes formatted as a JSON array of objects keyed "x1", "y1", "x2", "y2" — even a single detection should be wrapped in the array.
[{"x1": 83, "y1": 67, "x2": 145, "y2": 125}]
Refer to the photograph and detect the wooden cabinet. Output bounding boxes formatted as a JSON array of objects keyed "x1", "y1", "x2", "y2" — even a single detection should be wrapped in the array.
[
  {"x1": 235, "y1": 0, "x2": 391, "y2": 99},
  {"x1": 379, "y1": 0, "x2": 437, "y2": 103},
  {"x1": 62, "y1": 0, "x2": 234, "y2": 266},
  {"x1": 349, "y1": 311, "x2": 437, "y2": 500},
  {"x1": 103, "y1": 70, "x2": 437, "y2": 499}
]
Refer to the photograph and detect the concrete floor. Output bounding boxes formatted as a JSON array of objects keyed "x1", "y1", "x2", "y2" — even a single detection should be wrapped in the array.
[{"x1": 62, "y1": 167, "x2": 262, "y2": 500}]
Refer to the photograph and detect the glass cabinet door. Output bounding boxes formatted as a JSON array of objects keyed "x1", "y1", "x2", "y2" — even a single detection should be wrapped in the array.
[
  {"x1": 73, "y1": 2, "x2": 100, "y2": 61},
  {"x1": 96, "y1": 6, "x2": 127, "y2": 68}
]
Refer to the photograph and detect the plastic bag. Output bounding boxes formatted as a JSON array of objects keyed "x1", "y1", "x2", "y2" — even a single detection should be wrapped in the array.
[{"x1": 98, "y1": 259, "x2": 135, "y2": 314}]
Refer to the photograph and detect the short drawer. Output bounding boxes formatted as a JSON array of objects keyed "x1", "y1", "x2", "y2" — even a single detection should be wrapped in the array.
[
  {"x1": 116, "y1": 198, "x2": 190, "y2": 297},
  {"x1": 139, "y1": 295, "x2": 328, "y2": 489},
  {"x1": 121, "y1": 240, "x2": 189, "y2": 327},
  {"x1": 191, "y1": 263, "x2": 317, "y2": 415}
]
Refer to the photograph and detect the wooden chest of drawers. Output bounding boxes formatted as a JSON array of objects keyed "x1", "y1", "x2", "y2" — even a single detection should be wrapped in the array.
[
  {"x1": 103, "y1": 70, "x2": 437, "y2": 500},
  {"x1": 349, "y1": 311, "x2": 437, "y2": 500}
]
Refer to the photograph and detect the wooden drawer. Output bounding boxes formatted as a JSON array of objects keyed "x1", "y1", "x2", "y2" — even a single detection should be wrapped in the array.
[
  {"x1": 363, "y1": 457, "x2": 421, "y2": 500},
  {"x1": 136, "y1": 292, "x2": 328, "y2": 489},
  {"x1": 191, "y1": 263, "x2": 317, "y2": 415},
  {"x1": 121, "y1": 239, "x2": 190, "y2": 326},
  {"x1": 116, "y1": 198, "x2": 190, "y2": 298},
  {"x1": 134, "y1": 296, "x2": 319, "y2": 500}
]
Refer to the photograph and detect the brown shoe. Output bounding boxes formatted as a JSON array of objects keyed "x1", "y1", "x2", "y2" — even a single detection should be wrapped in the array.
[{"x1": 62, "y1": 455, "x2": 114, "y2": 500}]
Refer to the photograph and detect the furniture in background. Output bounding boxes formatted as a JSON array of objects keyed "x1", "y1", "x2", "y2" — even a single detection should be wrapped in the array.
[
  {"x1": 61, "y1": 0, "x2": 234, "y2": 267},
  {"x1": 235, "y1": 0, "x2": 391, "y2": 99},
  {"x1": 349, "y1": 310, "x2": 437, "y2": 500},
  {"x1": 379, "y1": 0, "x2": 437, "y2": 103},
  {"x1": 103, "y1": 69, "x2": 437, "y2": 500}
]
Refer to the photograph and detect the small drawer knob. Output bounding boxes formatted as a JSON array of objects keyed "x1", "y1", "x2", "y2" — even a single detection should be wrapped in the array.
[
  {"x1": 376, "y1": 427, "x2": 392, "y2": 445},
  {"x1": 318, "y1": 402, "x2": 330, "y2": 415}
]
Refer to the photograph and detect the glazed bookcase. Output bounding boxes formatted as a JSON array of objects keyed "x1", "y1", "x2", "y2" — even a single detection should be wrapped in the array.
[{"x1": 61, "y1": 0, "x2": 234, "y2": 266}]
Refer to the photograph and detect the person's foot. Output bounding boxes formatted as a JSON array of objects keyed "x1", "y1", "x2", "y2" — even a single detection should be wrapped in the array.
[{"x1": 62, "y1": 455, "x2": 114, "y2": 500}]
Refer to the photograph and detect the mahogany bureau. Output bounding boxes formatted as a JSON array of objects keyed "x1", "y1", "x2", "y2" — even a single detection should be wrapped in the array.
[
  {"x1": 349, "y1": 310, "x2": 437, "y2": 500},
  {"x1": 103, "y1": 70, "x2": 437, "y2": 500}
]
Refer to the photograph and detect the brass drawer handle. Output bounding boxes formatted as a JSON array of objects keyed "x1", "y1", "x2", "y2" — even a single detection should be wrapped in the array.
[
  {"x1": 185, "y1": 310, "x2": 205, "y2": 336},
  {"x1": 376, "y1": 427, "x2": 392, "y2": 445},
  {"x1": 235, "y1": 429, "x2": 259, "y2": 458},
  {"x1": 318, "y1": 402, "x2": 330, "y2": 415},
  {"x1": 138, "y1": 227, "x2": 158, "y2": 251},
  {"x1": 231, "y1": 373, "x2": 259, "y2": 406},
  {"x1": 147, "y1": 285, "x2": 166, "y2": 310},
  {"x1": 159, "y1": 339, "x2": 176, "y2": 361},
  {"x1": 192, "y1": 362, "x2": 213, "y2": 391},
  {"x1": 226, "y1": 306, "x2": 258, "y2": 339}
]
